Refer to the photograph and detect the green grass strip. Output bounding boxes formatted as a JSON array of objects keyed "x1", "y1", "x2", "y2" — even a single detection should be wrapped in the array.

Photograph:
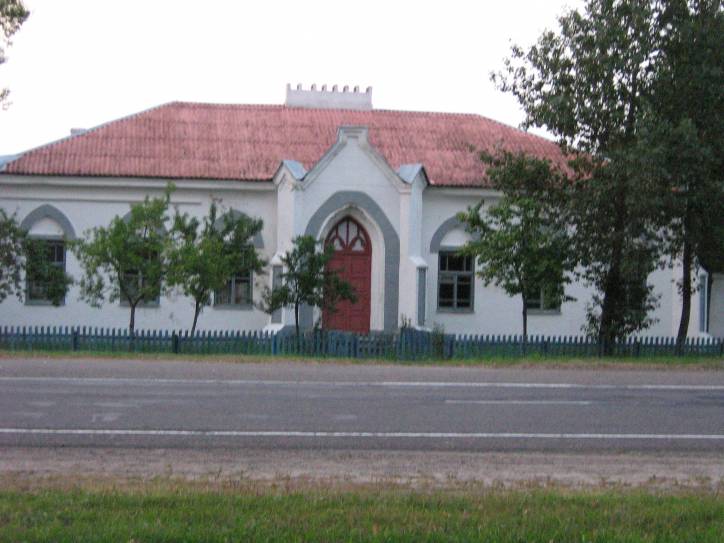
[{"x1": 0, "y1": 488, "x2": 721, "y2": 542}]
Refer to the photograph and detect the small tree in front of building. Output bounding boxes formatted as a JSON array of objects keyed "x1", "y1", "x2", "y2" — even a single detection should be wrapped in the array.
[
  {"x1": 72, "y1": 188, "x2": 172, "y2": 335},
  {"x1": 458, "y1": 152, "x2": 574, "y2": 346},
  {"x1": 23, "y1": 238, "x2": 73, "y2": 306},
  {"x1": 166, "y1": 203, "x2": 266, "y2": 335},
  {"x1": 0, "y1": 208, "x2": 26, "y2": 303},
  {"x1": 262, "y1": 235, "x2": 356, "y2": 340}
]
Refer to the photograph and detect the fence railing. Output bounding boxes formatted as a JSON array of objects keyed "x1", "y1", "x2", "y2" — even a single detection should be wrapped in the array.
[{"x1": 0, "y1": 326, "x2": 722, "y2": 359}]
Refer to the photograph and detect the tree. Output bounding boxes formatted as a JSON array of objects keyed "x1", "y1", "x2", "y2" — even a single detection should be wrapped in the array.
[
  {"x1": 458, "y1": 152, "x2": 574, "y2": 344},
  {"x1": 0, "y1": 0, "x2": 29, "y2": 107},
  {"x1": 492, "y1": 0, "x2": 665, "y2": 347},
  {"x1": 262, "y1": 235, "x2": 356, "y2": 339},
  {"x1": 167, "y1": 203, "x2": 266, "y2": 335},
  {"x1": 73, "y1": 189, "x2": 172, "y2": 335},
  {"x1": 641, "y1": 0, "x2": 724, "y2": 344},
  {"x1": 0, "y1": 208, "x2": 24, "y2": 302}
]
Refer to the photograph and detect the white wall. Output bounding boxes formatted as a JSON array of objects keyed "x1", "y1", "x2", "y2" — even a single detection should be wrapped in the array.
[
  {"x1": 1, "y1": 166, "x2": 716, "y2": 338},
  {"x1": 421, "y1": 188, "x2": 683, "y2": 337},
  {"x1": 710, "y1": 274, "x2": 724, "y2": 337},
  {"x1": 0, "y1": 177, "x2": 276, "y2": 332}
]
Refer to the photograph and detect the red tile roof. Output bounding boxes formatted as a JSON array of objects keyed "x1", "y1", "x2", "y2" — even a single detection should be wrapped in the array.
[{"x1": 2, "y1": 102, "x2": 567, "y2": 187}]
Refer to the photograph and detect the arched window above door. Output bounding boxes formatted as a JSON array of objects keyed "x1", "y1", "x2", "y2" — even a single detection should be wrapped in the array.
[{"x1": 325, "y1": 217, "x2": 370, "y2": 254}]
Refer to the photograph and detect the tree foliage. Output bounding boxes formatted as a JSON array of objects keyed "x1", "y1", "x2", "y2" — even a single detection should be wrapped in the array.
[
  {"x1": 72, "y1": 188, "x2": 172, "y2": 334},
  {"x1": 493, "y1": 0, "x2": 666, "y2": 345},
  {"x1": 23, "y1": 238, "x2": 73, "y2": 306},
  {"x1": 458, "y1": 152, "x2": 574, "y2": 341},
  {"x1": 0, "y1": 208, "x2": 24, "y2": 302},
  {"x1": 167, "y1": 203, "x2": 266, "y2": 335},
  {"x1": 0, "y1": 0, "x2": 29, "y2": 107},
  {"x1": 640, "y1": 0, "x2": 724, "y2": 341},
  {"x1": 262, "y1": 235, "x2": 356, "y2": 338}
]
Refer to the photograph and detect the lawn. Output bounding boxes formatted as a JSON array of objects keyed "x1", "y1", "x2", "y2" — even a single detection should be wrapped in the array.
[{"x1": 0, "y1": 485, "x2": 721, "y2": 542}]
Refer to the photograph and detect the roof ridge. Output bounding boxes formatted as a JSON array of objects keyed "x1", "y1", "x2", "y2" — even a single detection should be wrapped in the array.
[{"x1": 164, "y1": 102, "x2": 560, "y2": 147}]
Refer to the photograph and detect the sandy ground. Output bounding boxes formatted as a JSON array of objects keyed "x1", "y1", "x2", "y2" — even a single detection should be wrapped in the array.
[{"x1": 2, "y1": 447, "x2": 722, "y2": 491}]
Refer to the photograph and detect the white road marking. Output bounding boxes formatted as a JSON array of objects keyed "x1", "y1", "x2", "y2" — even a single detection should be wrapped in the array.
[
  {"x1": 445, "y1": 400, "x2": 593, "y2": 405},
  {"x1": 1, "y1": 428, "x2": 723, "y2": 440},
  {"x1": 90, "y1": 413, "x2": 120, "y2": 423},
  {"x1": 1, "y1": 376, "x2": 723, "y2": 391}
]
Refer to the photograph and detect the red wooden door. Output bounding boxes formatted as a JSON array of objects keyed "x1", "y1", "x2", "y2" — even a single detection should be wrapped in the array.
[{"x1": 324, "y1": 217, "x2": 371, "y2": 333}]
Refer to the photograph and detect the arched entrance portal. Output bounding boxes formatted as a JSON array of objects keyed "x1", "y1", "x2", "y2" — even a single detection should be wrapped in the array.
[{"x1": 324, "y1": 217, "x2": 372, "y2": 333}]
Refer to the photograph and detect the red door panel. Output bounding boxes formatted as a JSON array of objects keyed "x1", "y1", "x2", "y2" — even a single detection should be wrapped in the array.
[{"x1": 323, "y1": 218, "x2": 372, "y2": 334}]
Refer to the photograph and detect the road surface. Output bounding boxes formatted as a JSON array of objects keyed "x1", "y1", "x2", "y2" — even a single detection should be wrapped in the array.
[{"x1": 1, "y1": 357, "x2": 723, "y2": 453}]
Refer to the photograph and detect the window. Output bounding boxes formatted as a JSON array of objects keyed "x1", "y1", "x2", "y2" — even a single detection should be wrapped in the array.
[
  {"x1": 438, "y1": 251, "x2": 474, "y2": 311},
  {"x1": 26, "y1": 239, "x2": 66, "y2": 304},
  {"x1": 525, "y1": 284, "x2": 561, "y2": 312},
  {"x1": 121, "y1": 249, "x2": 161, "y2": 306},
  {"x1": 122, "y1": 268, "x2": 161, "y2": 305},
  {"x1": 215, "y1": 271, "x2": 253, "y2": 307}
]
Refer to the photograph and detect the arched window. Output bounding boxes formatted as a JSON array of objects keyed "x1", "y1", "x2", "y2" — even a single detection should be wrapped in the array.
[{"x1": 20, "y1": 205, "x2": 75, "y2": 305}]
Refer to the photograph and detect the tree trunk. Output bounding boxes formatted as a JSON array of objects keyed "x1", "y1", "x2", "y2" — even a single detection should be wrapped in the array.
[
  {"x1": 676, "y1": 238, "x2": 692, "y2": 351},
  {"x1": 191, "y1": 299, "x2": 201, "y2": 336},
  {"x1": 294, "y1": 302, "x2": 300, "y2": 352},
  {"x1": 598, "y1": 267, "x2": 620, "y2": 356},
  {"x1": 521, "y1": 296, "x2": 528, "y2": 356},
  {"x1": 129, "y1": 302, "x2": 137, "y2": 337},
  {"x1": 598, "y1": 175, "x2": 628, "y2": 356}
]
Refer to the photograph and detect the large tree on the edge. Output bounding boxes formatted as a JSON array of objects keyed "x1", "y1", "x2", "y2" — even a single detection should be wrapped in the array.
[
  {"x1": 492, "y1": 0, "x2": 665, "y2": 346},
  {"x1": 642, "y1": 0, "x2": 724, "y2": 343},
  {"x1": 0, "y1": 0, "x2": 29, "y2": 107}
]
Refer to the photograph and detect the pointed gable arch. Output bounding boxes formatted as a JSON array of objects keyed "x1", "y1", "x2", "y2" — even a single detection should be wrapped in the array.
[
  {"x1": 20, "y1": 204, "x2": 76, "y2": 240},
  {"x1": 430, "y1": 216, "x2": 466, "y2": 253}
]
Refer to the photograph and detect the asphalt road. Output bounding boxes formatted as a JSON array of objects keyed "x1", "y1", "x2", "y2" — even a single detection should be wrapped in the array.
[{"x1": 1, "y1": 357, "x2": 723, "y2": 453}]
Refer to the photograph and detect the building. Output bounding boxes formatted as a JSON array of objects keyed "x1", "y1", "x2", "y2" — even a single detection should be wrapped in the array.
[{"x1": 0, "y1": 85, "x2": 720, "y2": 336}]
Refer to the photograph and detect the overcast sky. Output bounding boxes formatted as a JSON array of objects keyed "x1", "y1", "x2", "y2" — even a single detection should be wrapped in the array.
[{"x1": 0, "y1": 0, "x2": 582, "y2": 155}]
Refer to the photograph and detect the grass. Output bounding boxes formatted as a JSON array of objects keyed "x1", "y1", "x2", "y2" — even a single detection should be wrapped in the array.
[
  {"x1": 1, "y1": 348, "x2": 722, "y2": 370},
  {"x1": 0, "y1": 482, "x2": 721, "y2": 542}
]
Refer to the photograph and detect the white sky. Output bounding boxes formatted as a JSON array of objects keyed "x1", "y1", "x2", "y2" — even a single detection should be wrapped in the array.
[{"x1": 0, "y1": 0, "x2": 581, "y2": 156}]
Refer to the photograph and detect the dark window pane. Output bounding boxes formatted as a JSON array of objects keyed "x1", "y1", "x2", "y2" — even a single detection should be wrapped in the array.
[
  {"x1": 215, "y1": 284, "x2": 230, "y2": 305},
  {"x1": 457, "y1": 282, "x2": 472, "y2": 307},
  {"x1": 439, "y1": 254, "x2": 448, "y2": 271},
  {"x1": 233, "y1": 274, "x2": 251, "y2": 305},
  {"x1": 447, "y1": 254, "x2": 465, "y2": 271},
  {"x1": 438, "y1": 282, "x2": 454, "y2": 307}
]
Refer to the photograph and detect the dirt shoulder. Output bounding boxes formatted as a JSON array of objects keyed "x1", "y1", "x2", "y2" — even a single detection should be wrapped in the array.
[
  {"x1": 1, "y1": 349, "x2": 722, "y2": 371},
  {"x1": 2, "y1": 447, "x2": 722, "y2": 492}
]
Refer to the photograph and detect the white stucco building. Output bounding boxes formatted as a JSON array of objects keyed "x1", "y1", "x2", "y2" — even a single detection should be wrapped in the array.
[{"x1": 0, "y1": 85, "x2": 720, "y2": 337}]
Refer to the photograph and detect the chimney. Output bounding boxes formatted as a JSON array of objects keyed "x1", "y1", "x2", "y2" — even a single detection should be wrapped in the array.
[{"x1": 285, "y1": 83, "x2": 373, "y2": 110}]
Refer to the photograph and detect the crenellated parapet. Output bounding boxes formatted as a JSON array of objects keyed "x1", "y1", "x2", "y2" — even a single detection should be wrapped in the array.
[{"x1": 285, "y1": 83, "x2": 373, "y2": 110}]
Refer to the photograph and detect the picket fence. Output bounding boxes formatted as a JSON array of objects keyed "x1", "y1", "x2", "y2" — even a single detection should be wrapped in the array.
[{"x1": 0, "y1": 325, "x2": 722, "y2": 359}]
